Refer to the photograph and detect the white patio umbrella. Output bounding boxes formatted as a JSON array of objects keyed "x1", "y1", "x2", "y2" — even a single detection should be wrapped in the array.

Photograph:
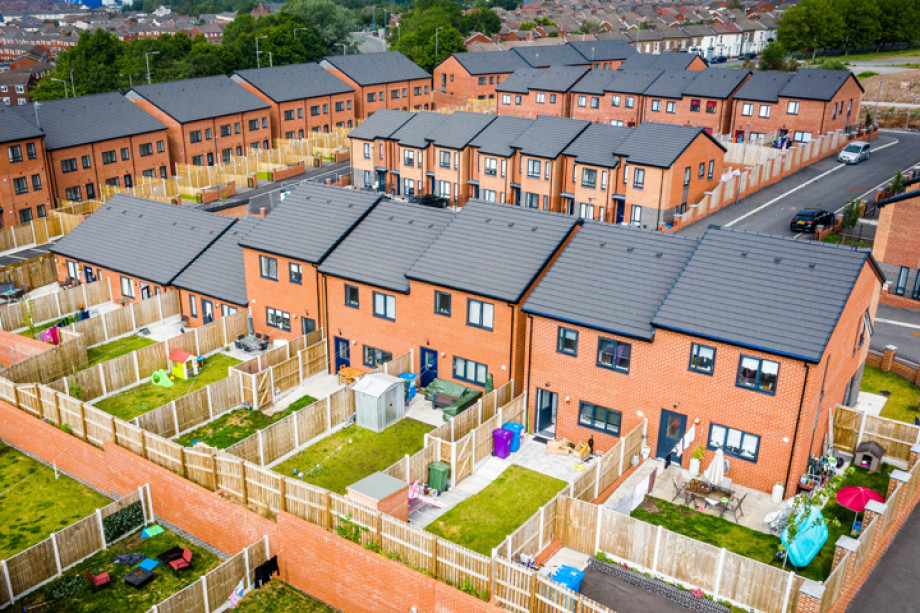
[{"x1": 704, "y1": 447, "x2": 725, "y2": 486}]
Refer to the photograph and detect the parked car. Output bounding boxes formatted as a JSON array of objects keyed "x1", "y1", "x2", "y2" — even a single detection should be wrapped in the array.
[
  {"x1": 738, "y1": 52, "x2": 758, "y2": 61},
  {"x1": 409, "y1": 194, "x2": 449, "y2": 208},
  {"x1": 837, "y1": 141, "x2": 871, "y2": 165},
  {"x1": 790, "y1": 209, "x2": 836, "y2": 232},
  {"x1": 710, "y1": 56, "x2": 728, "y2": 64}
]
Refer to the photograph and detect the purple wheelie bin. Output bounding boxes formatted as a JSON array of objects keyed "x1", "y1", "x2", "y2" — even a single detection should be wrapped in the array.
[{"x1": 493, "y1": 428, "x2": 513, "y2": 459}]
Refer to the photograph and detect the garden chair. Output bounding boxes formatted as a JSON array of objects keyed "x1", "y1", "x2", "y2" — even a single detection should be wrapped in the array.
[
  {"x1": 169, "y1": 548, "x2": 193, "y2": 572},
  {"x1": 86, "y1": 570, "x2": 111, "y2": 590},
  {"x1": 721, "y1": 492, "x2": 747, "y2": 521},
  {"x1": 259, "y1": 335, "x2": 271, "y2": 350},
  {"x1": 671, "y1": 477, "x2": 691, "y2": 505}
]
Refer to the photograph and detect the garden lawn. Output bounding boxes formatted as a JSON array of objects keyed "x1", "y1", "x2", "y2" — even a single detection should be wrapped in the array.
[
  {"x1": 177, "y1": 394, "x2": 317, "y2": 449},
  {"x1": 273, "y1": 419, "x2": 433, "y2": 495},
  {"x1": 632, "y1": 465, "x2": 893, "y2": 582},
  {"x1": 17, "y1": 318, "x2": 63, "y2": 338},
  {"x1": 235, "y1": 581, "x2": 336, "y2": 612},
  {"x1": 861, "y1": 365, "x2": 920, "y2": 423},
  {"x1": 93, "y1": 354, "x2": 242, "y2": 421},
  {"x1": 18, "y1": 530, "x2": 219, "y2": 613},
  {"x1": 426, "y1": 465, "x2": 566, "y2": 556},
  {"x1": 86, "y1": 335, "x2": 157, "y2": 368},
  {"x1": 0, "y1": 443, "x2": 110, "y2": 559}
]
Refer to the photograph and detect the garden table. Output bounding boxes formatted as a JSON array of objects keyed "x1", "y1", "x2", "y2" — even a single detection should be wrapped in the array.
[{"x1": 124, "y1": 567, "x2": 155, "y2": 588}]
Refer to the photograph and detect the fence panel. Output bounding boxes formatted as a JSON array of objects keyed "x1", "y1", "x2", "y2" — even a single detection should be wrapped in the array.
[
  {"x1": 197, "y1": 321, "x2": 227, "y2": 356},
  {"x1": 204, "y1": 552, "x2": 246, "y2": 612},
  {"x1": 561, "y1": 497, "x2": 598, "y2": 555},
  {"x1": 5, "y1": 540, "x2": 57, "y2": 598},
  {"x1": 102, "y1": 351, "x2": 138, "y2": 394},
  {"x1": 302, "y1": 340, "x2": 327, "y2": 377},
  {"x1": 115, "y1": 420, "x2": 146, "y2": 456},
  {"x1": 380, "y1": 515, "x2": 435, "y2": 572},
  {"x1": 655, "y1": 529, "x2": 720, "y2": 593},
  {"x1": 144, "y1": 433, "x2": 184, "y2": 474},
  {"x1": 598, "y1": 510, "x2": 656, "y2": 571},
  {"x1": 215, "y1": 456, "x2": 245, "y2": 501},
  {"x1": 819, "y1": 553, "x2": 848, "y2": 613},
  {"x1": 261, "y1": 417, "x2": 296, "y2": 465},
  {"x1": 174, "y1": 387, "x2": 212, "y2": 434},
  {"x1": 436, "y1": 540, "x2": 492, "y2": 596},
  {"x1": 329, "y1": 387, "x2": 355, "y2": 423},
  {"x1": 55, "y1": 514, "x2": 101, "y2": 569},
  {"x1": 285, "y1": 479, "x2": 328, "y2": 527},
  {"x1": 329, "y1": 493, "x2": 378, "y2": 548},
  {"x1": 103, "y1": 305, "x2": 134, "y2": 340},
  {"x1": 185, "y1": 447, "x2": 217, "y2": 490},
  {"x1": 226, "y1": 435, "x2": 260, "y2": 464},
  {"x1": 244, "y1": 464, "x2": 284, "y2": 513},
  {"x1": 535, "y1": 575, "x2": 578, "y2": 613},
  {"x1": 156, "y1": 579, "x2": 206, "y2": 613},
  {"x1": 718, "y1": 551, "x2": 789, "y2": 613},
  {"x1": 83, "y1": 405, "x2": 116, "y2": 447},
  {"x1": 493, "y1": 558, "x2": 533, "y2": 613}
]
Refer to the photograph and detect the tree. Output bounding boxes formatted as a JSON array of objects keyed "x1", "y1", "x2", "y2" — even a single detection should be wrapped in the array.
[
  {"x1": 284, "y1": 0, "x2": 356, "y2": 54},
  {"x1": 31, "y1": 29, "x2": 125, "y2": 100},
  {"x1": 781, "y1": 468, "x2": 850, "y2": 570},
  {"x1": 876, "y1": 0, "x2": 920, "y2": 51},
  {"x1": 463, "y1": 8, "x2": 501, "y2": 36},
  {"x1": 832, "y1": 0, "x2": 880, "y2": 52},
  {"x1": 519, "y1": 20, "x2": 535, "y2": 30},
  {"x1": 776, "y1": 0, "x2": 843, "y2": 58},
  {"x1": 758, "y1": 41, "x2": 788, "y2": 70},
  {"x1": 390, "y1": 0, "x2": 465, "y2": 70}
]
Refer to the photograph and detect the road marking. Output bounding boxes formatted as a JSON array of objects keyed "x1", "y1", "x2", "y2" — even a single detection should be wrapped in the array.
[
  {"x1": 876, "y1": 318, "x2": 920, "y2": 330},
  {"x1": 724, "y1": 139, "x2": 900, "y2": 227}
]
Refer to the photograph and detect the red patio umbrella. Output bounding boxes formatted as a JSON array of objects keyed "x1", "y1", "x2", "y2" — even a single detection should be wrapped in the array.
[{"x1": 836, "y1": 486, "x2": 884, "y2": 512}]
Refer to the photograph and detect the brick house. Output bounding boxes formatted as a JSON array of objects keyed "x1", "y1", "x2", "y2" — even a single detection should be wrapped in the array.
[
  {"x1": 320, "y1": 51, "x2": 432, "y2": 120},
  {"x1": 640, "y1": 68, "x2": 750, "y2": 134},
  {"x1": 569, "y1": 68, "x2": 662, "y2": 127},
  {"x1": 0, "y1": 66, "x2": 42, "y2": 106},
  {"x1": 126, "y1": 75, "x2": 272, "y2": 167},
  {"x1": 348, "y1": 109, "x2": 416, "y2": 195},
  {"x1": 433, "y1": 51, "x2": 528, "y2": 100},
  {"x1": 51, "y1": 194, "x2": 235, "y2": 302},
  {"x1": 231, "y1": 63, "x2": 356, "y2": 140},
  {"x1": 567, "y1": 39, "x2": 637, "y2": 69},
  {"x1": 523, "y1": 224, "x2": 883, "y2": 494},
  {"x1": 37, "y1": 93, "x2": 170, "y2": 203},
  {"x1": 172, "y1": 216, "x2": 260, "y2": 327},
  {"x1": 496, "y1": 66, "x2": 591, "y2": 119},
  {"x1": 729, "y1": 70, "x2": 864, "y2": 142},
  {"x1": 467, "y1": 115, "x2": 534, "y2": 206},
  {"x1": 872, "y1": 187, "x2": 920, "y2": 308},
  {"x1": 709, "y1": 21, "x2": 744, "y2": 58},
  {"x1": 239, "y1": 184, "x2": 383, "y2": 341},
  {"x1": 0, "y1": 105, "x2": 50, "y2": 226}
]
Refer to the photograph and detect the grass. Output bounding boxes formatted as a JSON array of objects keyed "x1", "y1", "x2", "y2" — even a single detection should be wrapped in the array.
[
  {"x1": 86, "y1": 335, "x2": 157, "y2": 368},
  {"x1": 235, "y1": 581, "x2": 336, "y2": 612},
  {"x1": 820, "y1": 233, "x2": 873, "y2": 249},
  {"x1": 0, "y1": 443, "x2": 110, "y2": 559},
  {"x1": 857, "y1": 71, "x2": 880, "y2": 79},
  {"x1": 176, "y1": 394, "x2": 317, "y2": 449},
  {"x1": 833, "y1": 47, "x2": 920, "y2": 63},
  {"x1": 273, "y1": 418, "x2": 434, "y2": 495},
  {"x1": 17, "y1": 318, "x2": 63, "y2": 338},
  {"x1": 860, "y1": 365, "x2": 920, "y2": 423},
  {"x1": 426, "y1": 465, "x2": 566, "y2": 556},
  {"x1": 93, "y1": 353, "x2": 242, "y2": 421},
  {"x1": 632, "y1": 466, "x2": 892, "y2": 582},
  {"x1": 18, "y1": 529, "x2": 219, "y2": 613}
]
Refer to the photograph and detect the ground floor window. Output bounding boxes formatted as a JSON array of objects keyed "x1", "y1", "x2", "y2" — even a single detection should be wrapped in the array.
[
  {"x1": 708, "y1": 423, "x2": 760, "y2": 462},
  {"x1": 578, "y1": 401, "x2": 621, "y2": 436},
  {"x1": 120, "y1": 276, "x2": 134, "y2": 298},
  {"x1": 453, "y1": 356, "x2": 487, "y2": 386},
  {"x1": 363, "y1": 345, "x2": 392, "y2": 367},
  {"x1": 266, "y1": 307, "x2": 291, "y2": 331}
]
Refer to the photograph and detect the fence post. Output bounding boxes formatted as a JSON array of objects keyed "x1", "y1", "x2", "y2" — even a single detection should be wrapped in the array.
[
  {"x1": 856, "y1": 408, "x2": 869, "y2": 448},
  {"x1": 206, "y1": 385, "x2": 214, "y2": 419},
  {"x1": 130, "y1": 302, "x2": 137, "y2": 331},
  {"x1": 2, "y1": 560, "x2": 14, "y2": 602},
  {"x1": 258, "y1": 430, "x2": 265, "y2": 465},
  {"x1": 451, "y1": 418, "x2": 455, "y2": 442},
  {"x1": 50, "y1": 532, "x2": 62, "y2": 577},
  {"x1": 156, "y1": 293, "x2": 163, "y2": 320},
  {"x1": 326, "y1": 396, "x2": 332, "y2": 429},
  {"x1": 138, "y1": 486, "x2": 149, "y2": 524},
  {"x1": 431, "y1": 536, "x2": 439, "y2": 579},
  {"x1": 593, "y1": 504, "x2": 602, "y2": 555},
  {"x1": 293, "y1": 412, "x2": 301, "y2": 450},
  {"x1": 194, "y1": 327, "x2": 201, "y2": 356},
  {"x1": 593, "y1": 455, "x2": 602, "y2": 500},
  {"x1": 98, "y1": 364, "x2": 107, "y2": 397},
  {"x1": 243, "y1": 545, "x2": 252, "y2": 590},
  {"x1": 172, "y1": 401, "x2": 180, "y2": 437},
  {"x1": 713, "y1": 548, "x2": 726, "y2": 601},
  {"x1": 619, "y1": 436, "x2": 626, "y2": 477},
  {"x1": 81, "y1": 283, "x2": 87, "y2": 309},
  {"x1": 404, "y1": 454, "x2": 410, "y2": 483},
  {"x1": 780, "y1": 569, "x2": 796, "y2": 613},
  {"x1": 202, "y1": 575, "x2": 211, "y2": 613},
  {"x1": 538, "y1": 505, "x2": 545, "y2": 551},
  {"x1": 100, "y1": 311, "x2": 108, "y2": 340},
  {"x1": 146, "y1": 483, "x2": 155, "y2": 522},
  {"x1": 96, "y1": 509, "x2": 106, "y2": 549},
  {"x1": 651, "y1": 525, "x2": 662, "y2": 572},
  {"x1": 132, "y1": 351, "x2": 140, "y2": 383},
  {"x1": 240, "y1": 462, "x2": 249, "y2": 505},
  {"x1": 54, "y1": 290, "x2": 62, "y2": 318}
]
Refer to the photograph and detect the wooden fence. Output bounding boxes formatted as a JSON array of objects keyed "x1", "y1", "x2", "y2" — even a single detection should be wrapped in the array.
[
  {"x1": 232, "y1": 330, "x2": 327, "y2": 409},
  {"x1": 146, "y1": 537, "x2": 270, "y2": 613},
  {"x1": 832, "y1": 404, "x2": 919, "y2": 464},
  {"x1": 0, "y1": 486, "x2": 151, "y2": 607},
  {"x1": 0, "y1": 278, "x2": 110, "y2": 332}
]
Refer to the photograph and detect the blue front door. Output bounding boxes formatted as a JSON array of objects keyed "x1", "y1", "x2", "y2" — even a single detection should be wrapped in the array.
[
  {"x1": 83, "y1": 266, "x2": 95, "y2": 283},
  {"x1": 656, "y1": 409, "x2": 687, "y2": 459},
  {"x1": 419, "y1": 347, "x2": 437, "y2": 388},
  {"x1": 334, "y1": 337, "x2": 350, "y2": 373}
]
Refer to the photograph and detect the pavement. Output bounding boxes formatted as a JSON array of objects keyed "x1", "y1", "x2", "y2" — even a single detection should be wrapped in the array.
[
  {"x1": 846, "y1": 504, "x2": 920, "y2": 613},
  {"x1": 353, "y1": 32, "x2": 387, "y2": 54},
  {"x1": 872, "y1": 304, "x2": 920, "y2": 362},
  {"x1": 0, "y1": 241, "x2": 56, "y2": 267}
]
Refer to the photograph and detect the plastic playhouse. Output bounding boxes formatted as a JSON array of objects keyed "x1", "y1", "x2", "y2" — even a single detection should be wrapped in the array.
[
  {"x1": 781, "y1": 506, "x2": 828, "y2": 568},
  {"x1": 168, "y1": 349, "x2": 200, "y2": 380}
]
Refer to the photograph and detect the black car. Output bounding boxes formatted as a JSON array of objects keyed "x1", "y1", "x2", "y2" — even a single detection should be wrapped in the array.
[
  {"x1": 409, "y1": 194, "x2": 449, "y2": 208},
  {"x1": 790, "y1": 209, "x2": 835, "y2": 232}
]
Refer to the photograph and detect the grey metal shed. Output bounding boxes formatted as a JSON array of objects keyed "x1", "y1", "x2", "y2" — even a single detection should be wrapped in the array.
[{"x1": 353, "y1": 372, "x2": 405, "y2": 433}]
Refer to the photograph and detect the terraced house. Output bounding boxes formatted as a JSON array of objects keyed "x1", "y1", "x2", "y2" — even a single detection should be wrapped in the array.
[
  {"x1": 320, "y1": 51, "x2": 432, "y2": 120},
  {"x1": 0, "y1": 105, "x2": 49, "y2": 225}
]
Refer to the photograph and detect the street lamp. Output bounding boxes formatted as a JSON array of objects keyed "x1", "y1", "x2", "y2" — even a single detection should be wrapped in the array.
[
  {"x1": 120, "y1": 73, "x2": 139, "y2": 88},
  {"x1": 873, "y1": 79, "x2": 884, "y2": 127},
  {"x1": 255, "y1": 35, "x2": 267, "y2": 68},
  {"x1": 50, "y1": 77, "x2": 68, "y2": 98},
  {"x1": 144, "y1": 51, "x2": 160, "y2": 85},
  {"x1": 293, "y1": 27, "x2": 308, "y2": 37},
  {"x1": 69, "y1": 68, "x2": 75, "y2": 98},
  {"x1": 435, "y1": 26, "x2": 444, "y2": 68},
  {"x1": 339, "y1": 43, "x2": 348, "y2": 55},
  {"x1": 265, "y1": 51, "x2": 273, "y2": 68},
  {"x1": 734, "y1": 122, "x2": 752, "y2": 205}
]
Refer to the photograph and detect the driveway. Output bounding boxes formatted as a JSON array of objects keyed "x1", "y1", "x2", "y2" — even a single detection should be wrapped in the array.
[{"x1": 873, "y1": 305, "x2": 920, "y2": 363}]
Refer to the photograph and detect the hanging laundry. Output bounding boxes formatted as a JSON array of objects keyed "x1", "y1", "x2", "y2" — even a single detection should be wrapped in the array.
[
  {"x1": 253, "y1": 555, "x2": 280, "y2": 588},
  {"x1": 227, "y1": 579, "x2": 245, "y2": 608},
  {"x1": 683, "y1": 425, "x2": 696, "y2": 450}
]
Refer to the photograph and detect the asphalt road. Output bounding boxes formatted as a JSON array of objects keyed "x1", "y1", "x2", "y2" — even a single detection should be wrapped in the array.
[
  {"x1": 353, "y1": 32, "x2": 387, "y2": 54},
  {"x1": 677, "y1": 130, "x2": 920, "y2": 238}
]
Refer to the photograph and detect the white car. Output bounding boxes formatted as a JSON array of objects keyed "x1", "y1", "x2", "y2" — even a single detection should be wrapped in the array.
[{"x1": 838, "y1": 141, "x2": 871, "y2": 165}]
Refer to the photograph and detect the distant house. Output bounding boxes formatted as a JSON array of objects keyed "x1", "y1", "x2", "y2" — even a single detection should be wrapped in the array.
[
  {"x1": 873, "y1": 186, "x2": 920, "y2": 309},
  {"x1": 0, "y1": 105, "x2": 50, "y2": 226},
  {"x1": 320, "y1": 51, "x2": 432, "y2": 120}
]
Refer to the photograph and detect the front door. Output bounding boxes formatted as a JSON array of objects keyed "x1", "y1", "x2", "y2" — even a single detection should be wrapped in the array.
[
  {"x1": 535, "y1": 388, "x2": 557, "y2": 436},
  {"x1": 656, "y1": 409, "x2": 687, "y2": 459},
  {"x1": 614, "y1": 199, "x2": 625, "y2": 224},
  {"x1": 333, "y1": 337, "x2": 350, "y2": 373},
  {"x1": 83, "y1": 266, "x2": 95, "y2": 283},
  {"x1": 140, "y1": 283, "x2": 150, "y2": 299},
  {"x1": 201, "y1": 299, "x2": 213, "y2": 324},
  {"x1": 419, "y1": 347, "x2": 437, "y2": 388},
  {"x1": 376, "y1": 170, "x2": 386, "y2": 192}
]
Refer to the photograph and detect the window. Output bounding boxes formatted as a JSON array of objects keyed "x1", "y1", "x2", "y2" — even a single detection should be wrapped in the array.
[
  {"x1": 502, "y1": 94, "x2": 511, "y2": 105},
  {"x1": 736, "y1": 356, "x2": 779, "y2": 394},
  {"x1": 523, "y1": 192, "x2": 540, "y2": 209},
  {"x1": 61, "y1": 158, "x2": 77, "y2": 173},
  {"x1": 500, "y1": 160, "x2": 506, "y2": 178},
  {"x1": 581, "y1": 167, "x2": 597, "y2": 188},
  {"x1": 26, "y1": 143, "x2": 36, "y2": 159},
  {"x1": 249, "y1": 119, "x2": 259, "y2": 130},
  {"x1": 741, "y1": 103, "x2": 753, "y2": 116},
  {"x1": 121, "y1": 147, "x2": 130, "y2": 160},
  {"x1": 689, "y1": 343, "x2": 716, "y2": 374},
  {"x1": 787, "y1": 101, "x2": 800, "y2": 115},
  {"x1": 665, "y1": 101, "x2": 676, "y2": 114},
  {"x1": 121, "y1": 276, "x2": 134, "y2": 298},
  {"x1": 467, "y1": 299, "x2": 494, "y2": 330},
  {"x1": 625, "y1": 96, "x2": 635, "y2": 108},
  {"x1": 220, "y1": 125, "x2": 231, "y2": 137},
  {"x1": 143, "y1": 169, "x2": 156, "y2": 178},
  {"x1": 36, "y1": 205, "x2": 45, "y2": 218},
  {"x1": 633, "y1": 168, "x2": 645, "y2": 189},
  {"x1": 12, "y1": 177, "x2": 27, "y2": 195},
  {"x1": 234, "y1": 123, "x2": 241, "y2": 134},
  {"x1": 363, "y1": 143, "x2": 371, "y2": 159},
  {"x1": 65, "y1": 186, "x2": 82, "y2": 202},
  {"x1": 550, "y1": 94, "x2": 557, "y2": 104},
  {"x1": 31, "y1": 174, "x2": 41, "y2": 191},
  {"x1": 759, "y1": 105, "x2": 771, "y2": 118},
  {"x1": 707, "y1": 160, "x2": 714, "y2": 181},
  {"x1": 404, "y1": 149, "x2": 414, "y2": 167},
  {"x1": 413, "y1": 87, "x2": 422, "y2": 95},
  {"x1": 895, "y1": 266, "x2": 909, "y2": 295},
  {"x1": 575, "y1": 95, "x2": 586, "y2": 108},
  {"x1": 189, "y1": 130, "x2": 202, "y2": 143},
  {"x1": 578, "y1": 401, "x2": 621, "y2": 436},
  {"x1": 601, "y1": 170, "x2": 607, "y2": 190},
  {"x1": 708, "y1": 424, "x2": 760, "y2": 462},
  {"x1": 157, "y1": 140, "x2": 165, "y2": 153},
  {"x1": 391, "y1": 90, "x2": 399, "y2": 99},
  {"x1": 345, "y1": 284, "x2": 359, "y2": 308},
  {"x1": 81, "y1": 155, "x2": 91, "y2": 169},
  {"x1": 453, "y1": 356, "x2": 487, "y2": 386},
  {"x1": 367, "y1": 92, "x2": 376, "y2": 103},
  {"x1": 373, "y1": 291, "x2": 396, "y2": 320},
  {"x1": 101, "y1": 150, "x2": 116, "y2": 164},
  {"x1": 434, "y1": 291, "x2": 451, "y2": 316},
  {"x1": 7, "y1": 145, "x2": 21, "y2": 163},
  {"x1": 793, "y1": 131, "x2": 813, "y2": 143},
  {"x1": 289, "y1": 263, "x2": 302, "y2": 284},
  {"x1": 192, "y1": 155, "x2": 204, "y2": 166},
  {"x1": 335, "y1": 101, "x2": 345, "y2": 112},
  {"x1": 363, "y1": 345, "x2": 393, "y2": 367},
  {"x1": 259, "y1": 255, "x2": 278, "y2": 280},
  {"x1": 189, "y1": 295, "x2": 198, "y2": 318},
  {"x1": 690, "y1": 99, "x2": 701, "y2": 112},
  {"x1": 484, "y1": 157, "x2": 497, "y2": 176},
  {"x1": 611, "y1": 95, "x2": 621, "y2": 107},
  {"x1": 705, "y1": 100, "x2": 717, "y2": 114},
  {"x1": 139, "y1": 143, "x2": 153, "y2": 157},
  {"x1": 515, "y1": 96, "x2": 522, "y2": 105},
  {"x1": 557, "y1": 327, "x2": 578, "y2": 355},
  {"x1": 651, "y1": 99, "x2": 661, "y2": 112},
  {"x1": 535, "y1": 92, "x2": 545, "y2": 104},
  {"x1": 266, "y1": 307, "x2": 291, "y2": 331},
  {"x1": 597, "y1": 338, "x2": 631, "y2": 373},
  {"x1": 698, "y1": 162, "x2": 705, "y2": 179},
  {"x1": 527, "y1": 159, "x2": 540, "y2": 178},
  {"x1": 591, "y1": 97, "x2": 599, "y2": 109},
  {"x1": 482, "y1": 189, "x2": 496, "y2": 202},
  {"x1": 17, "y1": 208, "x2": 31, "y2": 224},
  {"x1": 440, "y1": 150, "x2": 450, "y2": 168},
  {"x1": 283, "y1": 109, "x2": 295, "y2": 121}
]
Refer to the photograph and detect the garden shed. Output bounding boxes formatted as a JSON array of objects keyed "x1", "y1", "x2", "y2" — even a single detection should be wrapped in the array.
[{"x1": 353, "y1": 372, "x2": 405, "y2": 432}]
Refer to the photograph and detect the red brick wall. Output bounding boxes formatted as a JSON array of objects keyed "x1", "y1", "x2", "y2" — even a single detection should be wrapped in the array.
[
  {"x1": 324, "y1": 67, "x2": 432, "y2": 120},
  {"x1": 177, "y1": 288, "x2": 244, "y2": 328},
  {"x1": 0, "y1": 329, "x2": 52, "y2": 365},
  {"x1": 243, "y1": 248, "x2": 320, "y2": 341},
  {"x1": 0, "y1": 135, "x2": 50, "y2": 225},
  {"x1": 570, "y1": 92, "x2": 643, "y2": 126},
  {"x1": 53, "y1": 255, "x2": 164, "y2": 305},
  {"x1": 433, "y1": 55, "x2": 511, "y2": 101},
  {"x1": 873, "y1": 195, "x2": 920, "y2": 267},
  {"x1": 497, "y1": 89, "x2": 568, "y2": 119},
  {"x1": 235, "y1": 81, "x2": 356, "y2": 141}
]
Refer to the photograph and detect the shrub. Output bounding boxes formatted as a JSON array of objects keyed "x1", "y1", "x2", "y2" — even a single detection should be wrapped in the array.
[
  {"x1": 857, "y1": 71, "x2": 879, "y2": 79},
  {"x1": 48, "y1": 574, "x2": 87, "y2": 600},
  {"x1": 102, "y1": 501, "x2": 144, "y2": 543},
  {"x1": 334, "y1": 513, "x2": 367, "y2": 544}
]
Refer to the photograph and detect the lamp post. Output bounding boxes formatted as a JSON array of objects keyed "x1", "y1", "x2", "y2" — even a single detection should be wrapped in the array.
[
  {"x1": 435, "y1": 26, "x2": 444, "y2": 65},
  {"x1": 265, "y1": 51, "x2": 273, "y2": 68},
  {"x1": 293, "y1": 27, "x2": 308, "y2": 37},
  {"x1": 144, "y1": 51, "x2": 159, "y2": 85},
  {"x1": 339, "y1": 43, "x2": 348, "y2": 55},
  {"x1": 50, "y1": 77, "x2": 68, "y2": 98},
  {"x1": 69, "y1": 68, "x2": 75, "y2": 98},
  {"x1": 734, "y1": 122, "x2": 751, "y2": 205},
  {"x1": 873, "y1": 79, "x2": 884, "y2": 126},
  {"x1": 255, "y1": 35, "x2": 267, "y2": 68}
]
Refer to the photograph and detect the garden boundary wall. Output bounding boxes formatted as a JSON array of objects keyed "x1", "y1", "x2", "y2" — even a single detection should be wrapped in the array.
[
  {"x1": 231, "y1": 329, "x2": 327, "y2": 409},
  {"x1": 0, "y1": 279, "x2": 111, "y2": 333},
  {"x1": 832, "y1": 404, "x2": 918, "y2": 465},
  {"x1": 0, "y1": 486, "x2": 151, "y2": 608}
]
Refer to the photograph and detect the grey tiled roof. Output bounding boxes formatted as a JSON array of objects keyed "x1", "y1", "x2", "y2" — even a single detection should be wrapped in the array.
[
  {"x1": 0, "y1": 104, "x2": 42, "y2": 144},
  {"x1": 734, "y1": 70, "x2": 860, "y2": 102},
  {"x1": 573, "y1": 68, "x2": 664, "y2": 95},
  {"x1": 348, "y1": 109, "x2": 415, "y2": 141},
  {"x1": 319, "y1": 200, "x2": 456, "y2": 293},
  {"x1": 652, "y1": 227, "x2": 875, "y2": 362},
  {"x1": 238, "y1": 184, "x2": 381, "y2": 263},
  {"x1": 321, "y1": 51, "x2": 430, "y2": 86},
  {"x1": 563, "y1": 124, "x2": 632, "y2": 168},
  {"x1": 390, "y1": 112, "x2": 449, "y2": 148},
  {"x1": 512, "y1": 44, "x2": 589, "y2": 67},
  {"x1": 619, "y1": 51, "x2": 699, "y2": 71},
  {"x1": 567, "y1": 39, "x2": 637, "y2": 62},
  {"x1": 406, "y1": 199, "x2": 577, "y2": 302},
  {"x1": 682, "y1": 68, "x2": 750, "y2": 98},
  {"x1": 511, "y1": 115, "x2": 591, "y2": 158},
  {"x1": 496, "y1": 66, "x2": 590, "y2": 94},
  {"x1": 51, "y1": 194, "x2": 235, "y2": 286},
  {"x1": 732, "y1": 71, "x2": 795, "y2": 102},
  {"x1": 449, "y1": 50, "x2": 528, "y2": 75},
  {"x1": 469, "y1": 115, "x2": 533, "y2": 157},
  {"x1": 643, "y1": 70, "x2": 699, "y2": 98},
  {"x1": 36, "y1": 92, "x2": 167, "y2": 150},
  {"x1": 126, "y1": 75, "x2": 270, "y2": 124},
  {"x1": 426, "y1": 111, "x2": 497, "y2": 149},
  {"x1": 615, "y1": 122, "x2": 725, "y2": 168},
  {"x1": 172, "y1": 216, "x2": 260, "y2": 306},
  {"x1": 523, "y1": 222, "x2": 698, "y2": 340},
  {"x1": 231, "y1": 63, "x2": 353, "y2": 102}
]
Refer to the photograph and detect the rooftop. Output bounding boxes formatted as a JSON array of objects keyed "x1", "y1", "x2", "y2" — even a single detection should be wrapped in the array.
[
  {"x1": 230, "y1": 62, "x2": 353, "y2": 103},
  {"x1": 321, "y1": 51, "x2": 430, "y2": 86},
  {"x1": 614, "y1": 122, "x2": 726, "y2": 168},
  {"x1": 448, "y1": 50, "x2": 528, "y2": 75},
  {"x1": 36, "y1": 92, "x2": 167, "y2": 150},
  {"x1": 126, "y1": 75, "x2": 270, "y2": 123},
  {"x1": 510, "y1": 115, "x2": 591, "y2": 159},
  {"x1": 0, "y1": 104, "x2": 42, "y2": 145},
  {"x1": 734, "y1": 69, "x2": 861, "y2": 103},
  {"x1": 468, "y1": 115, "x2": 534, "y2": 158},
  {"x1": 496, "y1": 65, "x2": 591, "y2": 94},
  {"x1": 348, "y1": 109, "x2": 415, "y2": 141}
]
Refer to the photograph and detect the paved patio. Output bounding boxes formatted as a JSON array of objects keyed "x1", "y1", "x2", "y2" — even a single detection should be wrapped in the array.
[
  {"x1": 854, "y1": 391, "x2": 887, "y2": 417},
  {"x1": 405, "y1": 394, "x2": 444, "y2": 427},
  {"x1": 266, "y1": 373, "x2": 343, "y2": 416},
  {"x1": 137, "y1": 314, "x2": 184, "y2": 343}
]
